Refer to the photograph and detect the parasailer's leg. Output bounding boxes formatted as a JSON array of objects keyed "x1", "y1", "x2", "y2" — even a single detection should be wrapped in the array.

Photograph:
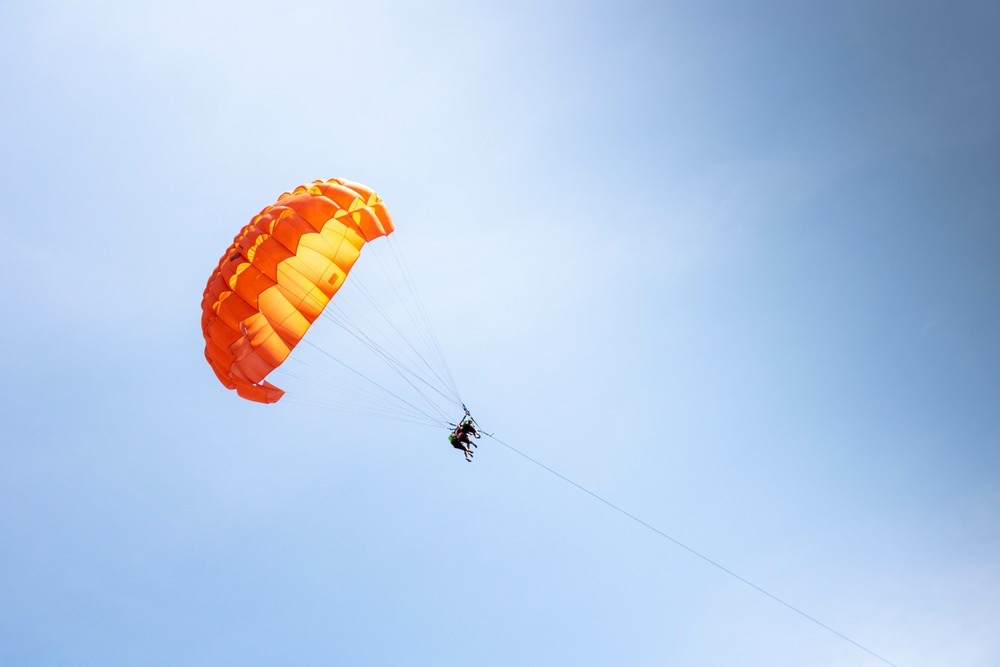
[{"x1": 450, "y1": 434, "x2": 474, "y2": 461}]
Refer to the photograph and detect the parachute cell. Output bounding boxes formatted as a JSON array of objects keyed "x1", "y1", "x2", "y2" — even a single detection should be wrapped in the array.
[{"x1": 201, "y1": 178, "x2": 395, "y2": 403}]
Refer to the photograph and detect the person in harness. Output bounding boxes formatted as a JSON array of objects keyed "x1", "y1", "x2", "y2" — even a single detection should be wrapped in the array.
[{"x1": 449, "y1": 409, "x2": 480, "y2": 462}]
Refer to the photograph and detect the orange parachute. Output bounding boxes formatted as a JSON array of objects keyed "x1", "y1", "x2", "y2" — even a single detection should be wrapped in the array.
[{"x1": 201, "y1": 178, "x2": 394, "y2": 403}]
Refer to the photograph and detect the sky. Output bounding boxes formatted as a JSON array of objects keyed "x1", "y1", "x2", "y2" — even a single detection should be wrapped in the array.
[{"x1": 1, "y1": 1, "x2": 998, "y2": 665}]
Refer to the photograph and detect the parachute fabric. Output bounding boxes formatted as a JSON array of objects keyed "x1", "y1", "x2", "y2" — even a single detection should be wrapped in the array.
[{"x1": 201, "y1": 178, "x2": 394, "y2": 403}]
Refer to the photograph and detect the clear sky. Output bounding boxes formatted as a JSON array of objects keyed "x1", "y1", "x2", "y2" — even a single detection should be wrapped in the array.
[{"x1": 2, "y1": 1, "x2": 998, "y2": 665}]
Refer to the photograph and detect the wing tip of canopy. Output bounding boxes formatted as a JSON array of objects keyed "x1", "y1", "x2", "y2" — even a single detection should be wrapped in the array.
[{"x1": 234, "y1": 378, "x2": 285, "y2": 404}]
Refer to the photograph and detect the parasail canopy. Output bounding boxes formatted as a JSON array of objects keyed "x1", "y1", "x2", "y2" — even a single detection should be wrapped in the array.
[{"x1": 201, "y1": 178, "x2": 394, "y2": 403}]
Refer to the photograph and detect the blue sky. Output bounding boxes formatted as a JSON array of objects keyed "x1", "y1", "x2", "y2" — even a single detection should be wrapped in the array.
[{"x1": 1, "y1": 1, "x2": 998, "y2": 665}]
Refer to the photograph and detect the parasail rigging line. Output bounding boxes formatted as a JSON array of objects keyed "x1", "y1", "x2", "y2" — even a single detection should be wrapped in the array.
[
  {"x1": 344, "y1": 274, "x2": 461, "y2": 406},
  {"x1": 367, "y1": 236, "x2": 462, "y2": 403},
  {"x1": 323, "y1": 301, "x2": 462, "y2": 410},
  {"x1": 299, "y1": 338, "x2": 450, "y2": 426},
  {"x1": 364, "y1": 242, "x2": 438, "y2": 369},
  {"x1": 280, "y1": 395, "x2": 442, "y2": 427},
  {"x1": 312, "y1": 312, "x2": 454, "y2": 424},
  {"x1": 275, "y1": 370, "x2": 435, "y2": 424},
  {"x1": 484, "y1": 432, "x2": 899, "y2": 667},
  {"x1": 384, "y1": 236, "x2": 462, "y2": 402},
  {"x1": 276, "y1": 366, "x2": 420, "y2": 418}
]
